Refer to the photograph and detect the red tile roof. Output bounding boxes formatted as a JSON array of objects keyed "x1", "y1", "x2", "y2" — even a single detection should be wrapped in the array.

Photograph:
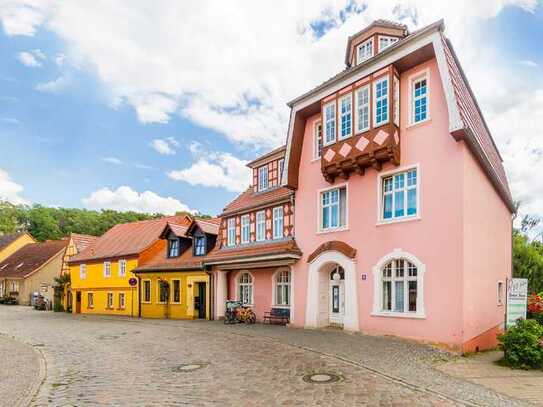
[
  {"x1": 0, "y1": 240, "x2": 68, "y2": 278},
  {"x1": 69, "y1": 215, "x2": 192, "y2": 263},
  {"x1": 441, "y1": 35, "x2": 514, "y2": 212},
  {"x1": 166, "y1": 223, "x2": 189, "y2": 237},
  {"x1": 134, "y1": 241, "x2": 215, "y2": 272},
  {"x1": 71, "y1": 233, "x2": 98, "y2": 253},
  {"x1": 191, "y1": 218, "x2": 220, "y2": 235},
  {"x1": 222, "y1": 187, "x2": 293, "y2": 216},
  {"x1": 205, "y1": 239, "x2": 302, "y2": 264}
]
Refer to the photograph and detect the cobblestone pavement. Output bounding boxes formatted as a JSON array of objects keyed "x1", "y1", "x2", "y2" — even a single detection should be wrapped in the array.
[
  {"x1": 0, "y1": 334, "x2": 41, "y2": 406},
  {"x1": 0, "y1": 306, "x2": 526, "y2": 406}
]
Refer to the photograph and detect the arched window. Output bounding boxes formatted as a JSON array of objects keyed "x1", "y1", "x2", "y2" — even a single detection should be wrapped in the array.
[
  {"x1": 274, "y1": 270, "x2": 291, "y2": 306},
  {"x1": 238, "y1": 272, "x2": 253, "y2": 305},
  {"x1": 381, "y1": 259, "x2": 418, "y2": 313},
  {"x1": 330, "y1": 265, "x2": 345, "y2": 280}
]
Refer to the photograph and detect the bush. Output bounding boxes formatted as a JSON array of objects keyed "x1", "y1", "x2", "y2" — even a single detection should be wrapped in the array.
[
  {"x1": 53, "y1": 302, "x2": 64, "y2": 313},
  {"x1": 499, "y1": 319, "x2": 543, "y2": 369}
]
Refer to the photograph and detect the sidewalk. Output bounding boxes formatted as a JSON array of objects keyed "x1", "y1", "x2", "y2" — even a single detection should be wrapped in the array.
[{"x1": 437, "y1": 350, "x2": 543, "y2": 405}]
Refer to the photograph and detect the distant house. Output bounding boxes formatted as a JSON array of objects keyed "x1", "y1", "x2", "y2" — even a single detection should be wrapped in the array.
[
  {"x1": 0, "y1": 240, "x2": 69, "y2": 305},
  {"x1": 68, "y1": 215, "x2": 192, "y2": 316},
  {"x1": 0, "y1": 232, "x2": 36, "y2": 263},
  {"x1": 134, "y1": 217, "x2": 220, "y2": 320}
]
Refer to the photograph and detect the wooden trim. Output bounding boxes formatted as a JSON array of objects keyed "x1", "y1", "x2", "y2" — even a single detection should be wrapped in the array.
[{"x1": 307, "y1": 241, "x2": 357, "y2": 263}]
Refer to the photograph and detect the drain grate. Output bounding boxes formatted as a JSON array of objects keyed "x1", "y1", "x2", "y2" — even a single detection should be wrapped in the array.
[
  {"x1": 303, "y1": 373, "x2": 341, "y2": 384},
  {"x1": 172, "y1": 363, "x2": 208, "y2": 372}
]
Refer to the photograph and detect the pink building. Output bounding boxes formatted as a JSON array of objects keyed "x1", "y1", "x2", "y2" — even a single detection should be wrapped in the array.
[{"x1": 212, "y1": 19, "x2": 514, "y2": 353}]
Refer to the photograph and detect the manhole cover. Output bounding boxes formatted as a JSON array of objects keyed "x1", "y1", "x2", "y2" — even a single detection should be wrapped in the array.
[
  {"x1": 303, "y1": 373, "x2": 341, "y2": 384},
  {"x1": 172, "y1": 363, "x2": 207, "y2": 372}
]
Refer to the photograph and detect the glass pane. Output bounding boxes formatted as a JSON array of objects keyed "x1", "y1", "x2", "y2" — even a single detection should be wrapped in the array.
[
  {"x1": 409, "y1": 281, "x2": 417, "y2": 312},
  {"x1": 383, "y1": 194, "x2": 393, "y2": 219},
  {"x1": 394, "y1": 191, "x2": 404, "y2": 217},
  {"x1": 322, "y1": 206, "x2": 329, "y2": 229},
  {"x1": 407, "y1": 188, "x2": 417, "y2": 216},
  {"x1": 331, "y1": 204, "x2": 339, "y2": 227},
  {"x1": 339, "y1": 188, "x2": 347, "y2": 226},
  {"x1": 383, "y1": 281, "x2": 392, "y2": 311},
  {"x1": 394, "y1": 281, "x2": 404, "y2": 312}
]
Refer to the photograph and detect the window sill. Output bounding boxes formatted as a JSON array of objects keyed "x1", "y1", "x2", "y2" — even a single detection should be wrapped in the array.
[
  {"x1": 271, "y1": 305, "x2": 290, "y2": 309},
  {"x1": 376, "y1": 216, "x2": 420, "y2": 227},
  {"x1": 406, "y1": 118, "x2": 431, "y2": 129},
  {"x1": 170, "y1": 302, "x2": 181, "y2": 305},
  {"x1": 338, "y1": 134, "x2": 352, "y2": 141},
  {"x1": 317, "y1": 227, "x2": 349, "y2": 235},
  {"x1": 371, "y1": 311, "x2": 426, "y2": 319},
  {"x1": 87, "y1": 307, "x2": 94, "y2": 309}
]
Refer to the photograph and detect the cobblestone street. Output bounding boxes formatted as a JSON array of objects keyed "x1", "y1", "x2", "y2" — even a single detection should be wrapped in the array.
[{"x1": 0, "y1": 306, "x2": 525, "y2": 406}]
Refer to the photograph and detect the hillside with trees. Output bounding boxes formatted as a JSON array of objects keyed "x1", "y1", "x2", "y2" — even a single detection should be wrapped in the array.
[{"x1": 0, "y1": 201, "x2": 208, "y2": 241}]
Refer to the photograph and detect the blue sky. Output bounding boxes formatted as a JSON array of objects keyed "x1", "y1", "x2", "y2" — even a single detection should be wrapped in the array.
[{"x1": 0, "y1": 1, "x2": 542, "y2": 219}]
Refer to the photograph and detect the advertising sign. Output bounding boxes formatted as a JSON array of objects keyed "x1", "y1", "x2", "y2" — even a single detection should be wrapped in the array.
[{"x1": 506, "y1": 278, "x2": 528, "y2": 328}]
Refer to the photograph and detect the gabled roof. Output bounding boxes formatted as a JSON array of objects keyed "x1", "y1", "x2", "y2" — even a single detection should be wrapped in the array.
[
  {"x1": 0, "y1": 232, "x2": 34, "y2": 252},
  {"x1": 68, "y1": 215, "x2": 192, "y2": 263},
  {"x1": 246, "y1": 145, "x2": 286, "y2": 168},
  {"x1": 187, "y1": 218, "x2": 220, "y2": 236},
  {"x1": 222, "y1": 187, "x2": 293, "y2": 216},
  {"x1": 161, "y1": 222, "x2": 189, "y2": 239},
  {"x1": 0, "y1": 240, "x2": 68, "y2": 279},
  {"x1": 134, "y1": 239, "x2": 215, "y2": 272},
  {"x1": 70, "y1": 233, "x2": 98, "y2": 254}
]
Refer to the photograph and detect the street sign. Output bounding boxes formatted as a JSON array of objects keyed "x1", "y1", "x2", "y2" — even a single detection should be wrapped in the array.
[
  {"x1": 506, "y1": 278, "x2": 528, "y2": 328},
  {"x1": 128, "y1": 277, "x2": 138, "y2": 286}
]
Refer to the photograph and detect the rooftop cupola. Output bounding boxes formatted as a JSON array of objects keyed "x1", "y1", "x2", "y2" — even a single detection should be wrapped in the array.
[{"x1": 345, "y1": 20, "x2": 408, "y2": 67}]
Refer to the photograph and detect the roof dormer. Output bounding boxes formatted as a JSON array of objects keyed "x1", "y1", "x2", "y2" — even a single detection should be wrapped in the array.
[
  {"x1": 345, "y1": 20, "x2": 408, "y2": 67},
  {"x1": 247, "y1": 145, "x2": 286, "y2": 192}
]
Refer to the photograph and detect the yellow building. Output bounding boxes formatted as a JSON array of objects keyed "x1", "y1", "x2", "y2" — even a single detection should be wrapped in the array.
[
  {"x1": 68, "y1": 215, "x2": 192, "y2": 316},
  {"x1": 0, "y1": 232, "x2": 35, "y2": 263},
  {"x1": 133, "y1": 218, "x2": 220, "y2": 320}
]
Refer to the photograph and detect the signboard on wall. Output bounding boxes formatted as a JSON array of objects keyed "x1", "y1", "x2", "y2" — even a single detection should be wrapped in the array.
[{"x1": 506, "y1": 278, "x2": 528, "y2": 328}]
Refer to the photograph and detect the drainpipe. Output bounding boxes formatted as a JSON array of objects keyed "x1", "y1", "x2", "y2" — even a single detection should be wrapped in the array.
[{"x1": 137, "y1": 275, "x2": 142, "y2": 318}]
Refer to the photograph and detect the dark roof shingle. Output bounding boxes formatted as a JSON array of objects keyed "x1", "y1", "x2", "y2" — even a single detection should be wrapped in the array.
[{"x1": 0, "y1": 240, "x2": 68, "y2": 278}]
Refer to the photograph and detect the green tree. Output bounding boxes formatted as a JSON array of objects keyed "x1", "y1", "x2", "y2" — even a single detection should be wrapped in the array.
[{"x1": 0, "y1": 201, "x2": 24, "y2": 234}]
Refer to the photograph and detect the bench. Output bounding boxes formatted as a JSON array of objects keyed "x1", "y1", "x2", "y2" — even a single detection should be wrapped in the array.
[{"x1": 263, "y1": 308, "x2": 290, "y2": 325}]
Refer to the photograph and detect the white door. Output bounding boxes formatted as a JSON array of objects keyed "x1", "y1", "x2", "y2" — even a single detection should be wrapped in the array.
[{"x1": 329, "y1": 280, "x2": 345, "y2": 325}]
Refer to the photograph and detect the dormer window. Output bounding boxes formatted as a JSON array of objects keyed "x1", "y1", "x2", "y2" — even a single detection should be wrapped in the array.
[
  {"x1": 357, "y1": 38, "x2": 373, "y2": 64},
  {"x1": 258, "y1": 165, "x2": 269, "y2": 191},
  {"x1": 378, "y1": 36, "x2": 398, "y2": 52},
  {"x1": 194, "y1": 236, "x2": 206, "y2": 256},
  {"x1": 168, "y1": 239, "x2": 180, "y2": 257}
]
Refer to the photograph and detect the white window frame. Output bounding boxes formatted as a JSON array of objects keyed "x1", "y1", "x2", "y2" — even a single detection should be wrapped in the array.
[
  {"x1": 256, "y1": 210, "x2": 266, "y2": 242},
  {"x1": 227, "y1": 218, "x2": 236, "y2": 247},
  {"x1": 372, "y1": 249, "x2": 426, "y2": 319},
  {"x1": 323, "y1": 101, "x2": 336, "y2": 146},
  {"x1": 318, "y1": 184, "x2": 348, "y2": 233},
  {"x1": 237, "y1": 271, "x2": 254, "y2": 305},
  {"x1": 378, "y1": 35, "x2": 398, "y2": 52},
  {"x1": 107, "y1": 292, "x2": 114, "y2": 309},
  {"x1": 408, "y1": 69, "x2": 430, "y2": 126},
  {"x1": 119, "y1": 292, "x2": 125, "y2": 309},
  {"x1": 377, "y1": 164, "x2": 420, "y2": 225},
  {"x1": 79, "y1": 264, "x2": 87, "y2": 280},
  {"x1": 278, "y1": 158, "x2": 284, "y2": 184},
  {"x1": 118, "y1": 259, "x2": 126, "y2": 277},
  {"x1": 357, "y1": 38, "x2": 373, "y2": 64},
  {"x1": 272, "y1": 206, "x2": 284, "y2": 240},
  {"x1": 240, "y1": 215, "x2": 250, "y2": 244},
  {"x1": 171, "y1": 279, "x2": 181, "y2": 304},
  {"x1": 339, "y1": 93, "x2": 352, "y2": 140},
  {"x1": 497, "y1": 280, "x2": 505, "y2": 306},
  {"x1": 373, "y1": 76, "x2": 389, "y2": 127},
  {"x1": 354, "y1": 85, "x2": 370, "y2": 133},
  {"x1": 258, "y1": 165, "x2": 269, "y2": 191},
  {"x1": 313, "y1": 121, "x2": 323, "y2": 160},
  {"x1": 103, "y1": 261, "x2": 111, "y2": 278},
  {"x1": 87, "y1": 292, "x2": 94, "y2": 308},
  {"x1": 273, "y1": 269, "x2": 291, "y2": 308},
  {"x1": 142, "y1": 279, "x2": 151, "y2": 303}
]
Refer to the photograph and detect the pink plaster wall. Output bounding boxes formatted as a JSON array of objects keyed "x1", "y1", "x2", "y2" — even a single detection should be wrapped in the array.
[
  {"x1": 226, "y1": 268, "x2": 275, "y2": 321},
  {"x1": 292, "y1": 58, "x2": 469, "y2": 346},
  {"x1": 462, "y1": 144, "x2": 512, "y2": 345}
]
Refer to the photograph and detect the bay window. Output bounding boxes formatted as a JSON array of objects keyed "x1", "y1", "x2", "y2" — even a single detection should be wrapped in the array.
[
  {"x1": 357, "y1": 38, "x2": 373, "y2": 63},
  {"x1": 256, "y1": 211, "x2": 266, "y2": 241},
  {"x1": 324, "y1": 101, "x2": 336, "y2": 145},
  {"x1": 374, "y1": 77, "x2": 389, "y2": 126},
  {"x1": 339, "y1": 94, "x2": 352, "y2": 139},
  {"x1": 355, "y1": 85, "x2": 370, "y2": 133},
  {"x1": 378, "y1": 36, "x2": 398, "y2": 52},
  {"x1": 241, "y1": 215, "x2": 250, "y2": 244}
]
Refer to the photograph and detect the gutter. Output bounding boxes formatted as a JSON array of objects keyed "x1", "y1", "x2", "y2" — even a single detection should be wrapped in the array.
[{"x1": 204, "y1": 252, "x2": 301, "y2": 266}]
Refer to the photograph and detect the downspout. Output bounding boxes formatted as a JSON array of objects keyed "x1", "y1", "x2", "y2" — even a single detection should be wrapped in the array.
[{"x1": 137, "y1": 275, "x2": 142, "y2": 318}]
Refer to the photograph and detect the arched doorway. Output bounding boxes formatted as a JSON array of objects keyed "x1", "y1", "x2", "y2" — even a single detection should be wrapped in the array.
[{"x1": 305, "y1": 250, "x2": 358, "y2": 331}]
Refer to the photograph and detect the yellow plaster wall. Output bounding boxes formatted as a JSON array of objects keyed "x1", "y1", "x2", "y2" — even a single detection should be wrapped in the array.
[{"x1": 139, "y1": 272, "x2": 210, "y2": 320}]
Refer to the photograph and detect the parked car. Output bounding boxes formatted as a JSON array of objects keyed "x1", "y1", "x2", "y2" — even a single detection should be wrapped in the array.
[
  {"x1": 3, "y1": 296, "x2": 18, "y2": 305},
  {"x1": 34, "y1": 295, "x2": 49, "y2": 311}
]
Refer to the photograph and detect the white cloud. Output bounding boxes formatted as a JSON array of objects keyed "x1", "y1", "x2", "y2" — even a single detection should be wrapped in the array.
[
  {"x1": 168, "y1": 147, "x2": 251, "y2": 192},
  {"x1": 17, "y1": 49, "x2": 45, "y2": 67},
  {"x1": 82, "y1": 185, "x2": 194, "y2": 215},
  {"x1": 518, "y1": 60, "x2": 539, "y2": 68},
  {"x1": 0, "y1": 0, "x2": 51, "y2": 36},
  {"x1": 35, "y1": 74, "x2": 71, "y2": 93},
  {"x1": 101, "y1": 156, "x2": 123, "y2": 165},
  {"x1": 150, "y1": 138, "x2": 177, "y2": 155},
  {"x1": 0, "y1": 168, "x2": 29, "y2": 205}
]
